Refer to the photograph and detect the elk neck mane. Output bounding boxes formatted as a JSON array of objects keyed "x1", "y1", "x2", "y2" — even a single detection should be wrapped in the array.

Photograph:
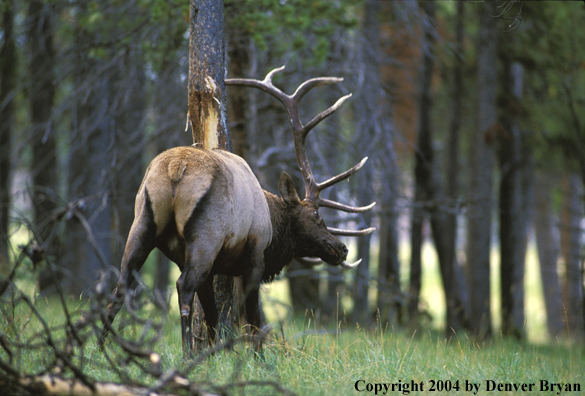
[{"x1": 261, "y1": 190, "x2": 296, "y2": 282}]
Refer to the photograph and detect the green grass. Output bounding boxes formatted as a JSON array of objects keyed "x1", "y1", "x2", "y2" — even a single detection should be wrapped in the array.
[
  {"x1": 3, "y1": 233, "x2": 582, "y2": 395},
  {"x1": 2, "y1": 291, "x2": 584, "y2": 396}
]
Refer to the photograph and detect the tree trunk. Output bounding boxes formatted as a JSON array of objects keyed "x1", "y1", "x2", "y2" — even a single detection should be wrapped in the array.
[
  {"x1": 61, "y1": 10, "x2": 113, "y2": 296},
  {"x1": 534, "y1": 172, "x2": 564, "y2": 338},
  {"x1": 498, "y1": 62, "x2": 526, "y2": 339},
  {"x1": 0, "y1": 0, "x2": 16, "y2": 262},
  {"x1": 188, "y1": 0, "x2": 233, "y2": 347},
  {"x1": 111, "y1": 50, "x2": 146, "y2": 265},
  {"x1": 466, "y1": 1, "x2": 498, "y2": 339},
  {"x1": 27, "y1": 0, "x2": 58, "y2": 246},
  {"x1": 408, "y1": 1, "x2": 469, "y2": 333},
  {"x1": 351, "y1": 0, "x2": 380, "y2": 327},
  {"x1": 188, "y1": 0, "x2": 230, "y2": 150},
  {"x1": 377, "y1": 204, "x2": 401, "y2": 326},
  {"x1": 560, "y1": 174, "x2": 584, "y2": 339},
  {"x1": 27, "y1": 0, "x2": 61, "y2": 293},
  {"x1": 443, "y1": 0, "x2": 471, "y2": 333}
]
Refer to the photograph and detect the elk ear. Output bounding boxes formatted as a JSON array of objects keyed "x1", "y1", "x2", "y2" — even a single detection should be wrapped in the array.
[{"x1": 278, "y1": 172, "x2": 302, "y2": 206}]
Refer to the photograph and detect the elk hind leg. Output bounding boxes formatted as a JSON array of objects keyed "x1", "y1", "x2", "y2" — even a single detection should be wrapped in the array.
[
  {"x1": 176, "y1": 245, "x2": 216, "y2": 356},
  {"x1": 196, "y1": 276, "x2": 218, "y2": 344},
  {"x1": 99, "y1": 199, "x2": 157, "y2": 348}
]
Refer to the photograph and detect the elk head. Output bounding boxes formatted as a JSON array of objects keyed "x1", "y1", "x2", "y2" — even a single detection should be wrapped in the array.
[{"x1": 227, "y1": 66, "x2": 375, "y2": 268}]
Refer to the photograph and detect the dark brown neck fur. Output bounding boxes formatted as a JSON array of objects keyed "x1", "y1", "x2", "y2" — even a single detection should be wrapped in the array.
[{"x1": 262, "y1": 191, "x2": 296, "y2": 282}]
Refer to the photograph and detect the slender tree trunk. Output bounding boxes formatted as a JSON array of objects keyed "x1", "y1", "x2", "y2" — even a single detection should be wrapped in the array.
[
  {"x1": 443, "y1": 0, "x2": 471, "y2": 333},
  {"x1": 377, "y1": 202, "x2": 401, "y2": 326},
  {"x1": 352, "y1": 0, "x2": 380, "y2": 327},
  {"x1": 466, "y1": 1, "x2": 498, "y2": 339},
  {"x1": 62, "y1": 9, "x2": 113, "y2": 296},
  {"x1": 534, "y1": 172, "x2": 564, "y2": 338},
  {"x1": 27, "y1": 0, "x2": 58, "y2": 249},
  {"x1": 0, "y1": 0, "x2": 16, "y2": 262},
  {"x1": 188, "y1": 0, "x2": 233, "y2": 347},
  {"x1": 498, "y1": 62, "x2": 526, "y2": 339},
  {"x1": 408, "y1": 1, "x2": 468, "y2": 333},
  {"x1": 111, "y1": 50, "x2": 146, "y2": 265},
  {"x1": 560, "y1": 174, "x2": 584, "y2": 339},
  {"x1": 407, "y1": 1, "x2": 437, "y2": 325}
]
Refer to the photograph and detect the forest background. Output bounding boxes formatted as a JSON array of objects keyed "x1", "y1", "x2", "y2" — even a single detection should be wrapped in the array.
[{"x1": 1, "y1": 0, "x2": 585, "y2": 351}]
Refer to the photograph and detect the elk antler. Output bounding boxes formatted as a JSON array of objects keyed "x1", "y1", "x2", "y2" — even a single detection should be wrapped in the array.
[{"x1": 226, "y1": 66, "x2": 375, "y2": 237}]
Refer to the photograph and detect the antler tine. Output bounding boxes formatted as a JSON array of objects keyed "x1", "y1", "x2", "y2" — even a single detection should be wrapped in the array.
[
  {"x1": 328, "y1": 227, "x2": 376, "y2": 236},
  {"x1": 319, "y1": 198, "x2": 376, "y2": 213},
  {"x1": 298, "y1": 257, "x2": 364, "y2": 269},
  {"x1": 292, "y1": 77, "x2": 344, "y2": 103},
  {"x1": 226, "y1": 66, "x2": 290, "y2": 109},
  {"x1": 302, "y1": 93, "x2": 352, "y2": 139},
  {"x1": 317, "y1": 157, "x2": 368, "y2": 191},
  {"x1": 227, "y1": 66, "x2": 375, "y2": 221}
]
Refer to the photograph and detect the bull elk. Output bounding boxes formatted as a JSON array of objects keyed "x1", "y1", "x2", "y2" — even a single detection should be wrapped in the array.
[{"x1": 98, "y1": 66, "x2": 375, "y2": 354}]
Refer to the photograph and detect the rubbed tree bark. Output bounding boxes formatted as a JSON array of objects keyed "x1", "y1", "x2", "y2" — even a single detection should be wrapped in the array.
[
  {"x1": 534, "y1": 172, "x2": 564, "y2": 338},
  {"x1": 188, "y1": 0, "x2": 233, "y2": 347},
  {"x1": 466, "y1": 1, "x2": 498, "y2": 339},
  {"x1": 0, "y1": 0, "x2": 16, "y2": 262},
  {"x1": 559, "y1": 174, "x2": 584, "y2": 339},
  {"x1": 188, "y1": 0, "x2": 230, "y2": 151},
  {"x1": 498, "y1": 62, "x2": 527, "y2": 339}
]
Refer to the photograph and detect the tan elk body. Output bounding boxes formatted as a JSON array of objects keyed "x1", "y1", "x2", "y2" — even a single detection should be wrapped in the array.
[{"x1": 99, "y1": 67, "x2": 374, "y2": 354}]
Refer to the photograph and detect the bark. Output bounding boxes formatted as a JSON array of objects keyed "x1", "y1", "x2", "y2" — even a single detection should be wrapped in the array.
[
  {"x1": 188, "y1": 0, "x2": 233, "y2": 346},
  {"x1": 13, "y1": 374, "x2": 220, "y2": 396},
  {"x1": 560, "y1": 174, "x2": 584, "y2": 339},
  {"x1": 188, "y1": 0, "x2": 230, "y2": 150},
  {"x1": 0, "y1": 0, "x2": 16, "y2": 261},
  {"x1": 466, "y1": 1, "x2": 498, "y2": 339},
  {"x1": 498, "y1": 62, "x2": 526, "y2": 339},
  {"x1": 534, "y1": 172, "x2": 564, "y2": 338}
]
